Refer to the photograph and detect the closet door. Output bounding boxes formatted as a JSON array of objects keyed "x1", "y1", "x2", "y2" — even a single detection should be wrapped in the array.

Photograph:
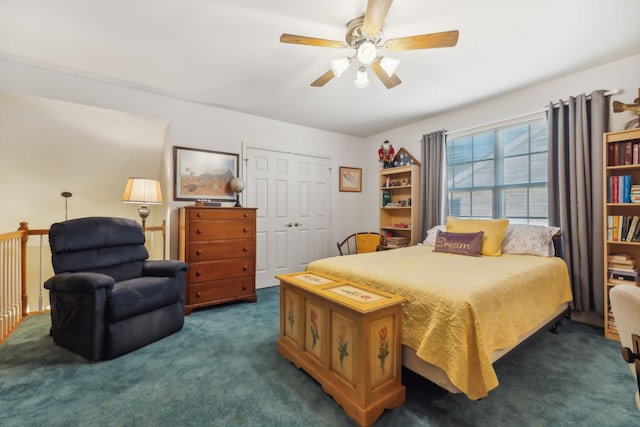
[{"x1": 245, "y1": 147, "x2": 331, "y2": 288}]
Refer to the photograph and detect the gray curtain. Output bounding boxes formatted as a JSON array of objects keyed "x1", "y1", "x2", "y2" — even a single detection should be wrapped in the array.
[
  {"x1": 420, "y1": 130, "x2": 448, "y2": 240},
  {"x1": 547, "y1": 90, "x2": 609, "y2": 315}
]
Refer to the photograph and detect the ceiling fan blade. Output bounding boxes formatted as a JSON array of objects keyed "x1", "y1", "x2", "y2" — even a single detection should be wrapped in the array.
[
  {"x1": 384, "y1": 30, "x2": 459, "y2": 51},
  {"x1": 362, "y1": 0, "x2": 393, "y2": 37},
  {"x1": 371, "y1": 59, "x2": 401, "y2": 89},
  {"x1": 310, "y1": 69, "x2": 336, "y2": 87},
  {"x1": 280, "y1": 34, "x2": 345, "y2": 48}
]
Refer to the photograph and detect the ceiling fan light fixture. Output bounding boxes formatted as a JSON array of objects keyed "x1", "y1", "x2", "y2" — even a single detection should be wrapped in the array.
[
  {"x1": 356, "y1": 40, "x2": 377, "y2": 65},
  {"x1": 330, "y1": 57, "x2": 351, "y2": 78},
  {"x1": 353, "y1": 65, "x2": 370, "y2": 89},
  {"x1": 379, "y1": 56, "x2": 400, "y2": 77}
]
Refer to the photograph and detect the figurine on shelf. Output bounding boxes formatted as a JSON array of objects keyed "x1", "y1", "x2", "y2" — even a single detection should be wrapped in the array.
[{"x1": 378, "y1": 140, "x2": 396, "y2": 169}]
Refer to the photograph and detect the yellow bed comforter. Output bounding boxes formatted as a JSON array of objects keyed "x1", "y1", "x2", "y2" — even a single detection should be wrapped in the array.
[{"x1": 307, "y1": 245, "x2": 572, "y2": 400}]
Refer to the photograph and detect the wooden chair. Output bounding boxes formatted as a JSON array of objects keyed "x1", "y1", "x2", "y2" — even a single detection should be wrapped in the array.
[{"x1": 336, "y1": 232, "x2": 384, "y2": 256}]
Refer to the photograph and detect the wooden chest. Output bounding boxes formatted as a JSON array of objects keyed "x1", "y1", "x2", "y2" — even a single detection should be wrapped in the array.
[
  {"x1": 179, "y1": 207, "x2": 257, "y2": 314},
  {"x1": 276, "y1": 271, "x2": 405, "y2": 426}
]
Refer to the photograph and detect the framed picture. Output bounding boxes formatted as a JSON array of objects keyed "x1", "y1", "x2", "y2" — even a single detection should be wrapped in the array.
[
  {"x1": 173, "y1": 146, "x2": 239, "y2": 201},
  {"x1": 339, "y1": 166, "x2": 362, "y2": 192}
]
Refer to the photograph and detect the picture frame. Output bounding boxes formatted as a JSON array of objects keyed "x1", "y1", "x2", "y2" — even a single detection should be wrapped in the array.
[
  {"x1": 339, "y1": 166, "x2": 362, "y2": 192},
  {"x1": 173, "y1": 146, "x2": 239, "y2": 201}
]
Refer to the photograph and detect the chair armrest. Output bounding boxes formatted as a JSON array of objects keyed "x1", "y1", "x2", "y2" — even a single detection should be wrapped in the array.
[
  {"x1": 44, "y1": 272, "x2": 114, "y2": 293},
  {"x1": 143, "y1": 260, "x2": 188, "y2": 277}
]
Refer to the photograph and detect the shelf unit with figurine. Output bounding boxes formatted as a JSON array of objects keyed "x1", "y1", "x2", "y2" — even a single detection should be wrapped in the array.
[
  {"x1": 380, "y1": 164, "x2": 420, "y2": 248},
  {"x1": 603, "y1": 127, "x2": 640, "y2": 341}
]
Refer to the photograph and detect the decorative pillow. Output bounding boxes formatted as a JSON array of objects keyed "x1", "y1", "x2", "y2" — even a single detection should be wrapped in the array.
[
  {"x1": 445, "y1": 216, "x2": 509, "y2": 256},
  {"x1": 433, "y1": 230, "x2": 484, "y2": 256},
  {"x1": 502, "y1": 224, "x2": 561, "y2": 257},
  {"x1": 423, "y1": 225, "x2": 446, "y2": 246}
]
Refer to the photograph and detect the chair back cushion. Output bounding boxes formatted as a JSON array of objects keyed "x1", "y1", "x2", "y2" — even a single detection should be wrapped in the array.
[
  {"x1": 356, "y1": 233, "x2": 381, "y2": 253},
  {"x1": 49, "y1": 217, "x2": 148, "y2": 282}
]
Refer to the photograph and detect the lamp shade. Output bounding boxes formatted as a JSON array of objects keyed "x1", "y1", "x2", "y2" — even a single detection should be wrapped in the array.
[
  {"x1": 354, "y1": 65, "x2": 370, "y2": 89},
  {"x1": 330, "y1": 58, "x2": 351, "y2": 78},
  {"x1": 122, "y1": 178, "x2": 163, "y2": 204}
]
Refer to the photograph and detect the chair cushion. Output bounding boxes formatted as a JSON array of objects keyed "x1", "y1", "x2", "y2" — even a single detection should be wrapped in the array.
[
  {"x1": 49, "y1": 217, "x2": 149, "y2": 281},
  {"x1": 108, "y1": 276, "x2": 181, "y2": 323},
  {"x1": 356, "y1": 233, "x2": 380, "y2": 253},
  {"x1": 50, "y1": 217, "x2": 145, "y2": 253}
]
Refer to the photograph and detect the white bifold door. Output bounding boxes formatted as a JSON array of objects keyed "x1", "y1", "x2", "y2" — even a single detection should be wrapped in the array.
[{"x1": 244, "y1": 147, "x2": 332, "y2": 288}]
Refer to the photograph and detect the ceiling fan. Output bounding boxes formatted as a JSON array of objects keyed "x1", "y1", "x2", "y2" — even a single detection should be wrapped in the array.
[{"x1": 279, "y1": 0, "x2": 459, "y2": 89}]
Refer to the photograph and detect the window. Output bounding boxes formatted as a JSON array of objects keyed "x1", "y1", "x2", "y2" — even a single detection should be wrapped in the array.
[{"x1": 446, "y1": 118, "x2": 548, "y2": 225}]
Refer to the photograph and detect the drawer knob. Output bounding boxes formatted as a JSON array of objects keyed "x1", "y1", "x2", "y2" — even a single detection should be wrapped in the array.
[
  {"x1": 196, "y1": 249, "x2": 202, "y2": 256},
  {"x1": 196, "y1": 270, "x2": 202, "y2": 277},
  {"x1": 242, "y1": 284, "x2": 247, "y2": 290},
  {"x1": 243, "y1": 227, "x2": 248, "y2": 233},
  {"x1": 197, "y1": 212, "x2": 203, "y2": 218},
  {"x1": 243, "y1": 265, "x2": 248, "y2": 271},
  {"x1": 243, "y1": 213, "x2": 248, "y2": 218},
  {"x1": 195, "y1": 291, "x2": 201, "y2": 298},
  {"x1": 196, "y1": 229, "x2": 203, "y2": 234},
  {"x1": 243, "y1": 246, "x2": 248, "y2": 252}
]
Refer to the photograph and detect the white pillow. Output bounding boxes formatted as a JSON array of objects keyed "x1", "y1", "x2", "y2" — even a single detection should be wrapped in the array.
[
  {"x1": 501, "y1": 224, "x2": 560, "y2": 257},
  {"x1": 423, "y1": 225, "x2": 446, "y2": 246}
]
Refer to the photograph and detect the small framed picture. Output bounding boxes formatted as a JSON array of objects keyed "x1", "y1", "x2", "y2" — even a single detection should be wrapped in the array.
[
  {"x1": 339, "y1": 166, "x2": 362, "y2": 192},
  {"x1": 173, "y1": 146, "x2": 239, "y2": 201}
]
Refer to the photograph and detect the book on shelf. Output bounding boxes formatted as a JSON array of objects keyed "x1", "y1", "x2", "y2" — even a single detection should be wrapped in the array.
[
  {"x1": 608, "y1": 269, "x2": 638, "y2": 282},
  {"x1": 607, "y1": 254, "x2": 636, "y2": 265},
  {"x1": 381, "y1": 191, "x2": 391, "y2": 207},
  {"x1": 626, "y1": 216, "x2": 640, "y2": 241},
  {"x1": 385, "y1": 236, "x2": 409, "y2": 248},
  {"x1": 608, "y1": 278, "x2": 638, "y2": 286},
  {"x1": 608, "y1": 261, "x2": 636, "y2": 269},
  {"x1": 606, "y1": 215, "x2": 640, "y2": 242},
  {"x1": 607, "y1": 175, "x2": 634, "y2": 204},
  {"x1": 608, "y1": 140, "x2": 640, "y2": 166}
]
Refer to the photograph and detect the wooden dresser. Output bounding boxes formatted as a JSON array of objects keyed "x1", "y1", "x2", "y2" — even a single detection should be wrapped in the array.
[{"x1": 178, "y1": 207, "x2": 257, "y2": 315}]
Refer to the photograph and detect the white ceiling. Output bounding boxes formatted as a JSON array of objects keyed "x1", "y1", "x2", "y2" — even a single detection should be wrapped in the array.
[{"x1": 1, "y1": 0, "x2": 639, "y2": 137}]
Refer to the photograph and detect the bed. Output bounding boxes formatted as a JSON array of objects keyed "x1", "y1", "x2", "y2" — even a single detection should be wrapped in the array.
[{"x1": 307, "y1": 221, "x2": 573, "y2": 400}]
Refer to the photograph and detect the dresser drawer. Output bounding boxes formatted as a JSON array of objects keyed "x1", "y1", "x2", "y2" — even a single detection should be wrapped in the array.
[
  {"x1": 189, "y1": 220, "x2": 254, "y2": 241},
  {"x1": 188, "y1": 276, "x2": 255, "y2": 305},
  {"x1": 189, "y1": 258, "x2": 254, "y2": 283},
  {"x1": 189, "y1": 239, "x2": 254, "y2": 261},
  {"x1": 189, "y1": 208, "x2": 255, "y2": 221}
]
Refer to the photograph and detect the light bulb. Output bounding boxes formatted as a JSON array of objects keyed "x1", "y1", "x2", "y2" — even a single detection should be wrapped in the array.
[
  {"x1": 353, "y1": 65, "x2": 369, "y2": 89},
  {"x1": 356, "y1": 40, "x2": 376, "y2": 65}
]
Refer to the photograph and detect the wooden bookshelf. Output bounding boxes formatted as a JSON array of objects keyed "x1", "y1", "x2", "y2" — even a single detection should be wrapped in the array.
[{"x1": 603, "y1": 128, "x2": 640, "y2": 341}]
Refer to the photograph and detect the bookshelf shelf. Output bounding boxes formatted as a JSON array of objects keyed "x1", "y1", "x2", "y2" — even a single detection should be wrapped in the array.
[{"x1": 603, "y1": 128, "x2": 640, "y2": 341}]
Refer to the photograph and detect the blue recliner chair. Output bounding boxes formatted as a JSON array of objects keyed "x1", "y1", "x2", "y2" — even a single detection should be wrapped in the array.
[{"x1": 44, "y1": 217, "x2": 188, "y2": 361}]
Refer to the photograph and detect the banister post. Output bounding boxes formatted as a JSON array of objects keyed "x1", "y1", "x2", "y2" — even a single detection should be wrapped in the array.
[{"x1": 18, "y1": 222, "x2": 28, "y2": 317}]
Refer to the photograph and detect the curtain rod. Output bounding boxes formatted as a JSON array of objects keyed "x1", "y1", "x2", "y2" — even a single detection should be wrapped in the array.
[{"x1": 444, "y1": 89, "x2": 623, "y2": 137}]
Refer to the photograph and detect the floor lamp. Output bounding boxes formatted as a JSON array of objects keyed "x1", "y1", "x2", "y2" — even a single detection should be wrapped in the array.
[{"x1": 121, "y1": 178, "x2": 163, "y2": 228}]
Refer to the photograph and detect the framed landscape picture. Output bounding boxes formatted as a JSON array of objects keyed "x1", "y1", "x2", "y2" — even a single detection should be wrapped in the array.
[
  {"x1": 173, "y1": 146, "x2": 239, "y2": 201},
  {"x1": 339, "y1": 166, "x2": 362, "y2": 192}
]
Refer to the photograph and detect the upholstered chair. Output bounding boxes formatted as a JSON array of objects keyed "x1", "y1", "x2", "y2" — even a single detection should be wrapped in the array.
[
  {"x1": 609, "y1": 284, "x2": 640, "y2": 412},
  {"x1": 44, "y1": 217, "x2": 188, "y2": 361}
]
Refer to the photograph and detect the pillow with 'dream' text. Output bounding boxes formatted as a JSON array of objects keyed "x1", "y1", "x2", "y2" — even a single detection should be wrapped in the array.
[{"x1": 433, "y1": 230, "x2": 484, "y2": 257}]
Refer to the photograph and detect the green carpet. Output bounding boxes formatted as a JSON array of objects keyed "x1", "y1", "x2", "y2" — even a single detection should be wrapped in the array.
[{"x1": 1, "y1": 286, "x2": 637, "y2": 426}]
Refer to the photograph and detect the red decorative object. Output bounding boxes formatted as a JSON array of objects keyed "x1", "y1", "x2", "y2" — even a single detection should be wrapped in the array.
[{"x1": 378, "y1": 140, "x2": 395, "y2": 168}]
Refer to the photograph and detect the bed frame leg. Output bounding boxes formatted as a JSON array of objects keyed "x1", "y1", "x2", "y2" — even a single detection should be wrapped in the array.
[{"x1": 549, "y1": 307, "x2": 570, "y2": 334}]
